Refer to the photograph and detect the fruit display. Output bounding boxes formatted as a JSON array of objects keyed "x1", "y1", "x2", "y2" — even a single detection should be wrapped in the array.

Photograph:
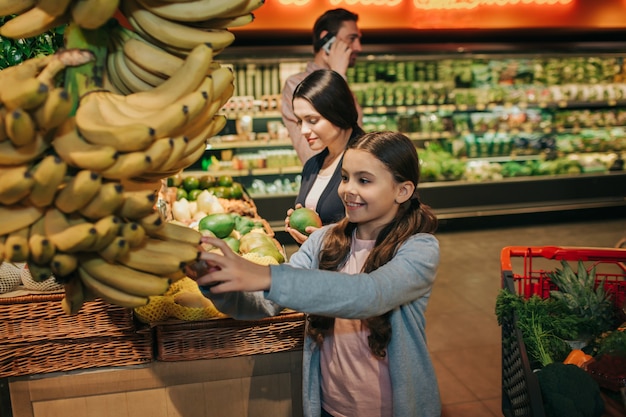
[{"x1": 0, "y1": 0, "x2": 265, "y2": 314}]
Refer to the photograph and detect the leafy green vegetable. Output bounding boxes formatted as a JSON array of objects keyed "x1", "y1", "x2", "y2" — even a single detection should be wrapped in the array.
[
  {"x1": 496, "y1": 290, "x2": 578, "y2": 367},
  {"x1": 0, "y1": 16, "x2": 65, "y2": 70}
]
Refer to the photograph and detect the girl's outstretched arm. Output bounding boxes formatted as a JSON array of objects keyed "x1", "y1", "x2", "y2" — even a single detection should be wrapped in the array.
[{"x1": 194, "y1": 237, "x2": 272, "y2": 293}]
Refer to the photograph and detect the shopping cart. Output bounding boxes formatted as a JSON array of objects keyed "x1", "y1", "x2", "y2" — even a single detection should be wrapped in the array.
[{"x1": 500, "y1": 246, "x2": 626, "y2": 417}]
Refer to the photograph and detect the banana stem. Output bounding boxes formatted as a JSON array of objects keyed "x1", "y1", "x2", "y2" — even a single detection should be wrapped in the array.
[{"x1": 63, "y1": 21, "x2": 111, "y2": 114}]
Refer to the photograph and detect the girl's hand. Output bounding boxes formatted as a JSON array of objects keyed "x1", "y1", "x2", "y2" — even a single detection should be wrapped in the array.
[
  {"x1": 191, "y1": 237, "x2": 272, "y2": 293},
  {"x1": 325, "y1": 38, "x2": 351, "y2": 76}
]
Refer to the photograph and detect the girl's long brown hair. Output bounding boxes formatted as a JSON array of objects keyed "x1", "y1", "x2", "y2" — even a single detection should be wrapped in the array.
[{"x1": 306, "y1": 131, "x2": 438, "y2": 358}]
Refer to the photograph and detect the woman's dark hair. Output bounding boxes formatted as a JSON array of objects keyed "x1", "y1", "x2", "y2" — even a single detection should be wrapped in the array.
[
  {"x1": 312, "y1": 8, "x2": 359, "y2": 53},
  {"x1": 293, "y1": 69, "x2": 362, "y2": 134},
  {"x1": 306, "y1": 131, "x2": 438, "y2": 358}
]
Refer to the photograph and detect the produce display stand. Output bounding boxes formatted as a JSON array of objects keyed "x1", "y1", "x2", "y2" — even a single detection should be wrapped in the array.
[{"x1": 500, "y1": 246, "x2": 626, "y2": 417}]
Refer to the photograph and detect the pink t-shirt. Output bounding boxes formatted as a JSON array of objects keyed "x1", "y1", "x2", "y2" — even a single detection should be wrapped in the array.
[{"x1": 320, "y1": 235, "x2": 393, "y2": 417}]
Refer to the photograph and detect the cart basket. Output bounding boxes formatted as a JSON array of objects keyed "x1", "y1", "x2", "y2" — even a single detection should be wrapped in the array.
[{"x1": 500, "y1": 245, "x2": 626, "y2": 417}]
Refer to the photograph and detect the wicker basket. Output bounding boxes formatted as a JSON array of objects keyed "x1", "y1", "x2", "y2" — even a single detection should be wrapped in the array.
[
  {"x1": 0, "y1": 293, "x2": 153, "y2": 377},
  {"x1": 0, "y1": 330, "x2": 153, "y2": 378},
  {"x1": 155, "y1": 311, "x2": 305, "y2": 361}
]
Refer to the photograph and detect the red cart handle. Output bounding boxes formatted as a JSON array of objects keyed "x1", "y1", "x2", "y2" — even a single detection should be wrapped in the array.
[{"x1": 501, "y1": 246, "x2": 626, "y2": 272}]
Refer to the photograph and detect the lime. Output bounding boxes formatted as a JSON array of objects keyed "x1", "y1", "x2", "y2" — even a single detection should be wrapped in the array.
[
  {"x1": 230, "y1": 182, "x2": 244, "y2": 199},
  {"x1": 187, "y1": 189, "x2": 203, "y2": 201},
  {"x1": 182, "y1": 176, "x2": 200, "y2": 192},
  {"x1": 212, "y1": 186, "x2": 231, "y2": 199},
  {"x1": 175, "y1": 188, "x2": 188, "y2": 201},
  {"x1": 199, "y1": 175, "x2": 215, "y2": 189},
  {"x1": 217, "y1": 175, "x2": 233, "y2": 187},
  {"x1": 167, "y1": 175, "x2": 183, "y2": 187},
  {"x1": 198, "y1": 213, "x2": 236, "y2": 239}
]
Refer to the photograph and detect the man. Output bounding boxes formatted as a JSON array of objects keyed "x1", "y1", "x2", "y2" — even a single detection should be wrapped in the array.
[{"x1": 281, "y1": 8, "x2": 363, "y2": 164}]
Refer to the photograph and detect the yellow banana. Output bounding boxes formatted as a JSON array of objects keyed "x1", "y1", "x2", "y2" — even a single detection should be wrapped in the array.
[
  {"x1": 110, "y1": 49, "x2": 153, "y2": 93},
  {"x1": 91, "y1": 214, "x2": 122, "y2": 251},
  {"x1": 113, "y1": 42, "x2": 214, "y2": 110},
  {"x1": 71, "y1": 0, "x2": 120, "y2": 30},
  {"x1": 28, "y1": 154, "x2": 68, "y2": 207},
  {"x1": 104, "y1": 46, "x2": 133, "y2": 95},
  {"x1": 0, "y1": 106, "x2": 7, "y2": 142},
  {"x1": 0, "y1": 133, "x2": 48, "y2": 165},
  {"x1": 45, "y1": 208, "x2": 98, "y2": 253},
  {"x1": 79, "y1": 181, "x2": 125, "y2": 220},
  {"x1": 32, "y1": 87, "x2": 73, "y2": 131},
  {"x1": 0, "y1": 55, "x2": 54, "y2": 87},
  {"x1": 116, "y1": 190, "x2": 157, "y2": 220},
  {"x1": 79, "y1": 254, "x2": 171, "y2": 297},
  {"x1": 125, "y1": 0, "x2": 235, "y2": 52},
  {"x1": 54, "y1": 170, "x2": 102, "y2": 214},
  {"x1": 5, "y1": 108, "x2": 37, "y2": 147},
  {"x1": 191, "y1": 13, "x2": 255, "y2": 29},
  {"x1": 136, "y1": 0, "x2": 256, "y2": 22},
  {"x1": 0, "y1": 204, "x2": 44, "y2": 236},
  {"x1": 121, "y1": 52, "x2": 166, "y2": 87},
  {"x1": 122, "y1": 37, "x2": 183, "y2": 79},
  {"x1": 118, "y1": 245, "x2": 186, "y2": 275},
  {"x1": 143, "y1": 137, "x2": 174, "y2": 172},
  {"x1": 147, "y1": 221, "x2": 201, "y2": 245},
  {"x1": 0, "y1": 165, "x2": 35, "y2": 205},
  {"x1": 157, "y1": 135, "x2": 188, "y2": 172},
  {"x1": 61, "y1": 275, "x2": 85, "y2": 315},
  {"x1": 98, "y1": 235, "x2": 130, "y2": 262},
  {"x1": 0, "y1": 235, "x2": 5, "y2": 263},
  {"x1": 139, "y1": 236, "x2": 199, "y2": 263},
  {"x1": 34, "y1": 0, "x2": 73, "y2": 17},
  {"x1": 75, "y1": 95, "x2": 155, "y2": 152},
  {"x1": 0, "y1": 77, "x2": 49, "y2": 110},
  {"x1": 77, "y1": 265, "x2": 150, "y2": 308},
  {"x1": 174, "y1": 140, "x2": 206, "y2": 171},
  {"x1": 99, "y1": 151, "x2": 153, "y2": 181},
  {"x1": 137, "y1": 210, "x2": 165, "y2": 233},
  {"x1": 0, "y1": 6, "x2": 69, "y2": 39},
  {"x1": 0, "y1": 0, "x2": 36, "y2": 16},
  {"x1": 4, "y1": 225, "x2": 30, "y2": 262},
  {"x1": 100, "y1": 90, "x2": 209, "y2": 140},
  {"x1": 119, "y1": 221, "x2": 146, "y2": 248},
  {"x1": 50, "y1": 252, "x2": 78, "y2": 277},
  {"x1": 51, "y1": 118, "x2": 119, "y2": 171},
  {"x1": 28, "y1": 215, "x2": 56, "y2": 265}
]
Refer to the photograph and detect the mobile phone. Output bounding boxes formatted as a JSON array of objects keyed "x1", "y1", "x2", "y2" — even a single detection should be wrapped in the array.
[{"x1": 320, "y1": 33, "x2": 336, "y2": 54}]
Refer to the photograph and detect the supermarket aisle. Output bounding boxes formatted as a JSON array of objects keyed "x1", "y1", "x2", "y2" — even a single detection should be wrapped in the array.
[{"x1": 428, "y1": 217, "x2": 626, "y2": 417}]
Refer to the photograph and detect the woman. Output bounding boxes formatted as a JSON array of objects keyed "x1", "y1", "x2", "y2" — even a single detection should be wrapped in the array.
[{"x1": 285, "y1": 69, "x2": 364, "y2": 244}]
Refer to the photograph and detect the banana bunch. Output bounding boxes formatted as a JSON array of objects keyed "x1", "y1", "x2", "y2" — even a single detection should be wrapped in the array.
[
  {"x1": 0, "y1": 184, "x2": 203, "y2": 314},
  {"x1": 0, "y1": 0, "x2": 261, "y2": 314},
  {"x1": 0, "y1": 0, "x2": 120, "y2": 39},
  {"x1": 118, "y1": 0, "x2": 263, "y2": 59},
  {"x1": 0, "y1": 50, "x2": 93, "y2": 167},
  {"x1": 71, "y1": 42, "x2": 234, "y2": 181}
]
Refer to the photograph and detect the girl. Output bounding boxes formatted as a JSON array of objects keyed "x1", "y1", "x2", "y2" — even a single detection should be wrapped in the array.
[
  {"x1": 193, "y1": 131, "x2": 441, "y2": 417},
  {"x1": 285, "y1": 69, "x2": 364, "y2": 244}
]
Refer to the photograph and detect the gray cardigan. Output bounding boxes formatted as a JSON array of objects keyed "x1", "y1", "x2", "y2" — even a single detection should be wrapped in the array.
[{"x1": 205, "y1": 225, "x2": 442, "y2": 417}]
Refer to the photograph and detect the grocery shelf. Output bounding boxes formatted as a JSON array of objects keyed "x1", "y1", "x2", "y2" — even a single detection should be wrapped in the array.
[
  {"x1": 253, "y1": 172, "x2": 626, "y2": 238},
  {"x1": 206, "y1": 139, "x2": 293, "y2": 150}
]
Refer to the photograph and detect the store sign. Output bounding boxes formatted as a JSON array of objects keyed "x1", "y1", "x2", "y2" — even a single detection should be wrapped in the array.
[
  {"x1": 236, "y1": 0, "x2": 626, "y2": 31},
  {"x1": 413, "y1": 0, "x2": 573, "y2": 9},
  {"x1": 278, "y1": 0, "x2": 402, "y2": 5}
]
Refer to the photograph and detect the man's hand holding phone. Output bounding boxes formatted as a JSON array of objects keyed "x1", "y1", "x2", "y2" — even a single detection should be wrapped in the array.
[{"x1": 321, "y1": 34, "x2": 351, "y2": 76}]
